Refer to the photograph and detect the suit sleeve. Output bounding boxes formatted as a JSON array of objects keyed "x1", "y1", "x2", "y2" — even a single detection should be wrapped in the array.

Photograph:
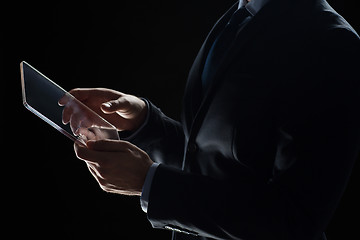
[
  {"x1": 145, "y1": 28, "x2": 360, "y2": 239},
  {"x1": 124, "y1": 99, "x2": 185, "y2": 169}
]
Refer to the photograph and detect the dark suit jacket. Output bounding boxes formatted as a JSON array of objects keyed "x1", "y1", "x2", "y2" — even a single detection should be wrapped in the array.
[{"x1": 127, "y1": 0, "x2": 360, "y2": 239}]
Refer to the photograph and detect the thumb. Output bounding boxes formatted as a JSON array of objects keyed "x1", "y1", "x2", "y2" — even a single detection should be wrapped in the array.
[{"x1": 101, "y1": 98, "x2": 128, "y2": 114}]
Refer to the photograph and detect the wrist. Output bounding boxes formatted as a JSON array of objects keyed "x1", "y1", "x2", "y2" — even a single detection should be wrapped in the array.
[{"x1": 134, "y1": 99, "x2": 148, "y2": 130}]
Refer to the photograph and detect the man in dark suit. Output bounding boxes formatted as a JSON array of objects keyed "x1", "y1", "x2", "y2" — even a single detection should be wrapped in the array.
[{"x1": 63, "y1": 0, "x2": 360, "y2": 239}]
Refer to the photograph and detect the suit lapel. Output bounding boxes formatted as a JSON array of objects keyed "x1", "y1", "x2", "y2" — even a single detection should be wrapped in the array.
[
  {"x1": 183, "y1": 0, "x2": 289, "y2": 137},
  {"x1": 181, "y1": 2, "x2": 238, "y2": 136}
]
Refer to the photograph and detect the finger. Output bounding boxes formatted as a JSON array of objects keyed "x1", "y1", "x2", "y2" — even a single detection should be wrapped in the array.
[
  {"x1": 69, "y1": 112, "x2": 94, "y2": 135},
  {"x1": 74, "y1": 142, "x2": 104, "y2": 163},
  {"x1": 86, "y1": 163, "x2": 110, "y2": 192},
  {"x1": 67, "y1": 88, "x2": 92, "y2": 102},
  {"x1": 61, "y1": 103, "x2": 73, "y2": 124},
  {"x1": 59, "y1": 89, "x2": 91, "y2": 107},
  {"x1": 69, "y1": 113, "x2": 83, "y2": 134},
  {"x1": 70, "y1": 88, "x2": 123, "y2": 102},
  {"x1": 86, "y1": 139, "x2": 133, "y2": 152},
  {"x1": 77, "y1": 127, "x2": 96, "y2": 141},
  {"x1": 58, "y1": 93, "x2": 71, "y2": 106},
  {"x1": 60, "y1": 96, "x2": 79, "y2": 125},
  {"x1": 101, "y1": 97, "x2": 130, "y2": 114},
  {"x1": 86, "y1": 162, "x2": 104, "y2": 179},
  {"x1": 85, "y1": 127, "x2": 112, "y2": 141}
]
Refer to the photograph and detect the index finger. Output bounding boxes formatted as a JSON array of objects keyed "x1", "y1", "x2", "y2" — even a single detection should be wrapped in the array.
[
  {"x1": 58, "y1": 92, "x2": 73, "y2": 106},
  {"x1": 58, "y1": 88, "x2": 92, "y2": 106},
  {"x1": 67, "y1": 88, "x2": 92, "y2": 101}
]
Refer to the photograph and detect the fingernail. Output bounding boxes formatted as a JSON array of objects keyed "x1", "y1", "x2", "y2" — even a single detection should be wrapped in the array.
[{"x1": 102, "y1": 102, "x2": 111, "y2": 108}]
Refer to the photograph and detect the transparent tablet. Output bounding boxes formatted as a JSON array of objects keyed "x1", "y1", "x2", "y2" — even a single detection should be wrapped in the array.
[{"x1": 20, "y1": 61, "x2": 119, "y2": 146}]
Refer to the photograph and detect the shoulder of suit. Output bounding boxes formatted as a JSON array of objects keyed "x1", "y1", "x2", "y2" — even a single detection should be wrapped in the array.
[
  {"x1": 312, "y1": 0, "x2": 358, "y2": 35},
  {"x1": 287, "y1": 0, "x2": 359, "y2": 40}
]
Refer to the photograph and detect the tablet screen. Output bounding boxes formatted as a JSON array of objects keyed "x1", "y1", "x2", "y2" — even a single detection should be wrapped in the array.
[{"x1": 20, "y1": 61, "x2": 119, "y2": 145}]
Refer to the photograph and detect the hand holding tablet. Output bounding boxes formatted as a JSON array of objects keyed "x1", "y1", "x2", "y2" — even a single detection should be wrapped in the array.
[
  {"x1": 21, "y1": 61, "x2": 153, "y2": 196},
  {"x1": 20, "y1": 61, "x2": 120, "y2": 145}
]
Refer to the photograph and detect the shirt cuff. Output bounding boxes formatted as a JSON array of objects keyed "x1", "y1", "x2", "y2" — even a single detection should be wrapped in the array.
[{"x1": 140, "y1": 162, "x2": 160, "y2": 213}]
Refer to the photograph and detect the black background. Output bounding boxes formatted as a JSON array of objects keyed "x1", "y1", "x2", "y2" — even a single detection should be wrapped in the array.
[{"x1": 4, "y1": 0, "x2": 359, "y2": 239}]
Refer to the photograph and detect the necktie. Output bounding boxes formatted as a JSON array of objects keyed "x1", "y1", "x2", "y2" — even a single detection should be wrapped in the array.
[{"x1": 201, "y1": 7, "x2": 251, "y2": 94}]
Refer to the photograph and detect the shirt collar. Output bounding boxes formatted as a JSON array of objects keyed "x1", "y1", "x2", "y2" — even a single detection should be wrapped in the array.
[{"x1": 238, "y1": 0, "x2": 271, "y2": 16}]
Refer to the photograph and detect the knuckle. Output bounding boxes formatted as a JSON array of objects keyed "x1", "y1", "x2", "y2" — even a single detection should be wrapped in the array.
[
  {"x1": 99, "y1": 183, "x2": 112, "y2": 193},
  {"x1": 92, "y1": 162, "x2": 101, "y2": 168},
  {"x1": 99, "y1": 184, "x2": 109, "y2": 192},
  {"x1": 97, "y1": 167, "x2": 109, "y2": 178},
  {"x1": 97, "y1": 177, "x2": 107, "y2": 186}
]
